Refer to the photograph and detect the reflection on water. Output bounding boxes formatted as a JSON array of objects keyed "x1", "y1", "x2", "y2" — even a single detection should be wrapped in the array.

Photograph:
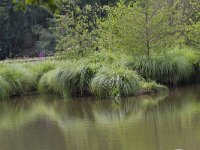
[{"x1": 0, "y1": 85, "x2": 200, "y2": 150}]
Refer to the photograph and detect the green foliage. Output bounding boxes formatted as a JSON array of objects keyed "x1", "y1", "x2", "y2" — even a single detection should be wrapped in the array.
[
  {"x1": 87, "y1": 51, "x2": 120, "y2": 64},
  {"x1": 186, "y1": 22, "x2": 200, "y2": 49},
  {"x1": 170, "y1": 47, "x2": 200, "y2": 65},
  {"x1": 24, "y1": 0, "x2": 59, "y2": 12},
  {"x1": 67, "y1": 64, "x2": 97, "y2": 96},
  {"x1": 0, "y1": 76, "x2": 10, "y2": 100},
  {"x1": 124, "y1": 49, "x2": 194, "y2": 84},
  {"x1": 54, "y1": 4, "x2": 104, "y2": 58},
  {"x1": 1, "y1": 0, "x2": 199, "y2": 61},
  {"x1": 38, "y1": 69, "x2": 59, "y2": 94},
  {"x1": 27, "y1": 60, "x2": 57, "y2": 82},
  {"x1": 0, "y1": 64, "x2": 35, "y2": 95},
  {"x1": 38, "y1": 63, "x2": 96, "y2": 97},
  {"x1": 98, "y1": 0, "x2": 179, "y2": 55},
  {"x1": 32, "y1": 25, "x2": 56, "y2": 55},
  {"x1": 0, "y1": 1, "x2": 54, "y2": 59},
  {"x1": 90, "y1": 67, "x2": 141, "y2": 98},
  {"x1": 139, "y1": 81, "x2": 168, "y2": 94}
]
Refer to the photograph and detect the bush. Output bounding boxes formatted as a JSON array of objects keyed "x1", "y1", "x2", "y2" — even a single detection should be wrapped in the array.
[{"x1": 0, "y1": 76, "x2": 10, "y2": 100}]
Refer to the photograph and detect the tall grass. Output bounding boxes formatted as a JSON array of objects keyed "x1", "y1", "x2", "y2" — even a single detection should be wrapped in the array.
[
  {"x1": 0, "y1": 64, "x2": 35, "y2": 96},
  {"x1": 67, "y1": 64, "x2": 97, "y2": 96},
  {"x1": 124, "y1": 53, "x2": 193, "y2": 84},
  {"x1": 169, "y1": 47, "x2": 200, "y2": 82},
  {"x1": 81, "y1": 51, "x2": 129, "y2": 68},
  {"x1": 138, "y1": 81, "x2": 168, "y2": 94},
  {"x1": 38, "y1": 70, "x2": 58, "y2": 94},
  {"x1": 0, "y1": 77, "x2": 10, "y2": 100},
  {"x1": 38, "y1": 66, "x2": 75, "y2": 96},
  {"x1": 123, "y1": 47, "x2": 200, "y2": 84},
  {"x1": 0, "y1": 47, "x2": 197, "y2": 99},
  {"x1": 90, "y1": 67, "x2": 141, "y2": 98},
  {"x1": 26, "y1": 60, "x2": 57, "y2": 82},
  {"x1": 38, "y1": 63, "x2": 97, "y2": 97}
]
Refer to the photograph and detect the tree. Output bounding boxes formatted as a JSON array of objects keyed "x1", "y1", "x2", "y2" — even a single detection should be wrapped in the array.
[
  {"x1": 181, "y1": 0, "x2": 200, "y2": 48},
  {"x1": 54, "y1": 3, "x2": 104, "y2": 58},
  {"x1": 0, "y1": 0, "x2": 54, "y2": 59},
  {"x1": 186, "y1": 21, "x2": 200, "y2": 49},
  {"x1": 164, "y1": 0, "x2": 200, "y2": 48},
  {"x1": 0, "y1": 0, "x2": 18, "y2": 59},
  {"x1": 98, "y1": 0, "x2": 183, "y2": 56}
]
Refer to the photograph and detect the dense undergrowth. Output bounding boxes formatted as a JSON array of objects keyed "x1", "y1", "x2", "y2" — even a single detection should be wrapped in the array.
[{"x1": 0, "y1": 47, "x2": 199, "y2": 100}]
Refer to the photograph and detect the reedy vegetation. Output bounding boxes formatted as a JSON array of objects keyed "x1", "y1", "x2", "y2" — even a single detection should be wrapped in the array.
[
  {"x1": 0, "y1": 46, "x2": 199, "y2": 100},
  {"x1": 0, "y1": 51, "x2": 170, "y2": 100},
  {"x1": 26, "y1": 60, "x2": 57, "y2": 82},
  {"x1": 0, "y1": 0, "x2": 199, "y2": 100},
  {"x1": 38, "y1": 63, "x2": 96, "y2": 97},
  {"x1": 36, "y1": 59, "x2": 168, "y2": 98},
  {"x1": 123, "y1": 48, "x2": 199, "y2": 84},
  {"x1": 90, "y1": 66, "x2": 141, "y2": 98},
  {"x1": 124, "y1": 56, "x2": 190, "y2": 84},
  {"x1": 139, "y1": 81, "x2": 169, "y2": 94},
  {"x1": 0, "y1": 64, "x2": 35, "y2": 96},
  {"x1": 0, "y1": 77, "x2": 10, "y2": 100}
]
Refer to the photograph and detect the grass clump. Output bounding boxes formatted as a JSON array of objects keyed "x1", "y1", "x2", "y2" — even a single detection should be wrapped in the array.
[
  {"x1": 38, "y1": 63, "x2": 96, "y2": 97},
  {"x1": 169, "y1": 47, "x2": 200, "y2": 82},
  {"x1": 0, "y1": 64, "x2": 35, "y2": 96},
  {"x1": 38, "y1": 66, "x2": 73, "y2": 96},
  {"x1": 0, "y1": 77, "x2": 10, "y2": 100},
  {"x1": 67, "y1": 64, "x2": 97, "y2": 96},
  {"x1": 90, "y1": 67, "x2": 141, "y2": 98},
  {"x1": 26, "y1": 60, "x2": 57, "y2": 82},
  {"x1": 123, "y1": 48, "x2": 199, "y2": 85},
  {"x1": 38, "y1": 70, "x2": 58, "y2": 94},
  {"x1": 139, "y1": 81, "x2": 168, "y2": 94},
  {"x1": 124, "y1": 54, "x2": 193, "y2": 85}
]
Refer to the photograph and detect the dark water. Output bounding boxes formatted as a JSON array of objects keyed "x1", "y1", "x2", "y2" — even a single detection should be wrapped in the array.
[{"x1": 0, "y1": 85, "x2": 200, "y2": 150}]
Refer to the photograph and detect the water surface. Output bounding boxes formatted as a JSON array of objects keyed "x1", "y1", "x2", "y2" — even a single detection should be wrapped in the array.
[{"x1": 0, "y1": 85, "x2": 200, "y2": 150}]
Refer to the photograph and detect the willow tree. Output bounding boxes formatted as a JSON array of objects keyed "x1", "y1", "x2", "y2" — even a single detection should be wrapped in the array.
[{"x1": 98, "y1": 0, "x2": 180, "y2": 56}]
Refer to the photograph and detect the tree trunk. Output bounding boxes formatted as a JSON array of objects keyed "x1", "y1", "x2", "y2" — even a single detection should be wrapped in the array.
[{"x1": 145, "y1": 0, "x2": 150, "y2": 57}]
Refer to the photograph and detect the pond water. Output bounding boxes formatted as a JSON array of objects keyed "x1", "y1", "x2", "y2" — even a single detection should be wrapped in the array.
[{"x1": 0, "y1": 85, "x2": 200, "y2": 150}]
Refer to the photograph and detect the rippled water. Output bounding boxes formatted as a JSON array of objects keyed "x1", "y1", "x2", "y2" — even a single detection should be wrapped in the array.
[{"x1": 0, "y1": 85, "x2": 200, "y2": 150}]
